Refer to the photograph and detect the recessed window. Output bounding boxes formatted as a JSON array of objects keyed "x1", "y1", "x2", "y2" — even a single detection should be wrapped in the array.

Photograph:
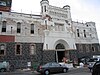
[
  {"x1": 92, "y1": 47, "x2": 95, "y2": 52},
  {"x1": 44, "y1": 6, "x2": 46, "y2": 12},
  {"x1": 2, "y1": 21, "x2": 6, "y2": 32},
  {"x1": 83, "y1": 30, "x2": 86, "y2": 37},
  {"x1": 46, "y1": 44, "x2": 48, "y2": 49},
  {"x1": 17, "y1": 22, "x2": 21, "y2": 33},
  {"x1": 15, "y1": 44, "x2": 22, "y2": 55},
  {"x1": 30, "y1": 44, "x2": 36, "y2": 55},
  {"x1": 30, "y1": 24, "x2": 34, "y2": 34},
  {"x1": 79, "y1": 44, "x2": 83, "y2": 52},
  {"x1": 86, "y1": 45, "x2": 89, "y2": 52},
  {"x1": 41, "y1": 6, "x2": 43, "y2": 13},
  {"x1": 0, "y1": 44, "x2": 6, "y2": 55},
  {"x1": 77, "y1": 29, "x2": 80, "y2": 37}
]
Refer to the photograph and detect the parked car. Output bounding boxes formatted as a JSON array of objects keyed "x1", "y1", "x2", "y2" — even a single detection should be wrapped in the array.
[
  {"x1": 92, "y1": 61, "x2": 100, "y2": 75},
  {"x1": 0, "y1": 61, "x2": 10, "y2": 72},
  {"x1": 36, "y1": 62, "x2": 68, "y2": 75},
  {"x1": 87, "y1": 58, "x2": 100, "y2": 72}
]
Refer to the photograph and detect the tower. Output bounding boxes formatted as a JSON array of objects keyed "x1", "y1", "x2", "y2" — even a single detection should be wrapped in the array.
[
  {"x1": 40, "y1": 0, "x2": 49, "y2": 17},
  {"x1": 63, "y1": 5, "x2": 72, "y2": 23}
]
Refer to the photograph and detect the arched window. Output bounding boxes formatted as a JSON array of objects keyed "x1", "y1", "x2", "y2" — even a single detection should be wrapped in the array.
[
  {"x1": 44, "y1": 6, "x2": 46, "y2": 12},
  {"x1": 30, "y1": 44, "x2": 36, "y2": 55},
  {"x1": 84, "y1": 30, "x2": 86, "y2": 37},
  {"x1": 30, "y1": 24, "x2": 34, "y2": 34},
  {"x1": 17, "y1": 22, "x2": 21, "y2": 33},
  {"x1": 2, "y1": 21, "x2": 6, "y2": 32},
  {"x1": 0, "y1": 44, "x2": 6, "y2": 55}
]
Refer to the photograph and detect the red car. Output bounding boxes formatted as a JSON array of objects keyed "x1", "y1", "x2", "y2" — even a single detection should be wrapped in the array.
[{"x1": 36, "y1": 62, "x2": 68, "y2": 75}]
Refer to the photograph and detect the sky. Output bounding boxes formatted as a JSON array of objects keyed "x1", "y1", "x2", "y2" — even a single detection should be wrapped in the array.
[{"x1": 11, "y1": 0, "x2": 100, "y2": 42}]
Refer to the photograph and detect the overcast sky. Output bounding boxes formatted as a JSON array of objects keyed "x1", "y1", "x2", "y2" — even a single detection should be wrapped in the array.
[{"x1": 11, "y1": 0, "x2": 100, "y2": 42}]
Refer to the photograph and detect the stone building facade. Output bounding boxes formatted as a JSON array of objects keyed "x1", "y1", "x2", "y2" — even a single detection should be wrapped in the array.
[{"x1": 0, "y1": 0, "x2": 99, "y2": 69}]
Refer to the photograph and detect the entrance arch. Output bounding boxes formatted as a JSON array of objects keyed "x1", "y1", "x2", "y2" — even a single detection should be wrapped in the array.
[
  {"x1": 54, "y1": 39, "x2": 69, "y2": 50},
  {"x1": 54, "y1": 39, "x2": 70, "y2": 62},
  {"x1": 55, "y1": 43, "x2": 65, "y2": 49}
]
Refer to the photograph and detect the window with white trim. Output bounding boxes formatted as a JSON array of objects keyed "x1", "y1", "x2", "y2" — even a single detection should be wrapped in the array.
[
  {"x1": 2, "y1": 21, "x2": 6, "y2": 32},
  {"x1": 0, "y1": 44, "x2": 6, "y2": 55},
  {"x1": 30, "y1": 24, "x2": 34, "y2": 34},
  {"x1": 30, "y1": 44, "x2": 36, "y2": 55},
  {"x1": 17, "y1": 22, "x2": 21, "y2": 33}
]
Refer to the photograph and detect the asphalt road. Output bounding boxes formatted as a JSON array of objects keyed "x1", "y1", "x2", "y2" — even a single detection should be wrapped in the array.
[
  {"x1": 52, "y1": 67, "x2": 91, "y2": 75},
  {"x1": 0, "y1": 67, "x2": 91, "y2": 75}
]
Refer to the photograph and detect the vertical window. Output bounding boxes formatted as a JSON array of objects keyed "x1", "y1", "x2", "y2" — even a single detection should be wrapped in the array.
[
  {"x1": 84, "y1": 30, "x2": 86, "y2": 37},
  {"x1": 0, "y1": 44, "x2": 6, "y2": 55},
  {"x1": 30, "y1": 44, "x2": 36, "y2": 55},
  {"x1": 2, "y1": 21, "x2": 6, "y2": 32},
  {"x1": 17, "y1": 22, "x2": 21, "y2": 33},
  {"x1": 46, "y1": 44, "x2": 48, "y2": 49},
  {"x1": 15, "y1": 44, "x2": 22, "y2": 55},
  {"x1": 31, "y1": 24, "x2": 34, "y2": 34},
  {"x1": 79, "y1": 44, "x2": 83, "y2": 52},
  {"x1": 41, "y1": 6, "x2": 43, "y2": 13},
  {"x1": 92, "y1": 47, "x2": 95, "y2": 52},
  {"x1": 77, "y1": 29, "x2": 80, "y2": 37},
  {"x1": 44, "y1": 6, "x2": 46, "y2": 12},
  {"x1": 45, "y1": 20, "x2": 47, "y2": 29},
  {"x1": 97, "y1": 45, "x2": 100, "y2": 52},
  {"x1": 86, "y1": 45, "x2": 89, "y2": 52}
]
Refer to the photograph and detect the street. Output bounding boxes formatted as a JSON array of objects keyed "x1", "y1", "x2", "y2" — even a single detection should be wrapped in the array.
[
  {"x1": 0, "y1": 67, "x2": 91, "y2": 75},
  {"x1": 52, "y1": 67, "x2": 91, "y2": 75}
]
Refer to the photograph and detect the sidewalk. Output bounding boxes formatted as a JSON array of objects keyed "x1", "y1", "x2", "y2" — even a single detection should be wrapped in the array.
[{"x1": 11, "y1": 68, "x2": 40, "y2": 74}]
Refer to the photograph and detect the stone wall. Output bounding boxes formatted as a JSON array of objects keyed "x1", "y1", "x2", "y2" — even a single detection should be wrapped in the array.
[
  {"x1": 43, "y1": 50, "x2": 55, "y2": 63},
  {"x1": 0, "y1": 42, "x2": 43, "y2": 69},
  {"x1": 76, "y1": 43, "x2": 100, "y2": 58}
]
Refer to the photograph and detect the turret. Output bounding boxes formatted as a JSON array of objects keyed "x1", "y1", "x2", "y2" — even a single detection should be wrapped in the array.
[
  {"x1": 63, "y1": 5, "x2": 71, "y2": 21},
  {"x1": 40, "y1": 0, "x2": 49, "y2": 17}
]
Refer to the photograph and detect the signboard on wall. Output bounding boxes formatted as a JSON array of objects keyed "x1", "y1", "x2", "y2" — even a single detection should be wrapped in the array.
[{"x1": 0, "y1": 0, "x2": 12, "y2": 12}]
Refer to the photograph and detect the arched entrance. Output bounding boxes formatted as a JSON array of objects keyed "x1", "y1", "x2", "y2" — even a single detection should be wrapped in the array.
[
  {"x1": 54, "y1": 40, "x2": 70, "y2": 62},
  {"x1": 55, "y1": 43, "x2": 65, "y2": 62}
]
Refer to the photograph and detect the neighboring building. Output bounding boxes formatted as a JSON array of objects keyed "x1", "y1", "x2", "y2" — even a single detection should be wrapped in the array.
[
  {"x1": 0, "y1": 0, "x2": 99, "y2": 69},
  {"x1": 0, "y1": 0, "x2": 12, "y2": 12}
]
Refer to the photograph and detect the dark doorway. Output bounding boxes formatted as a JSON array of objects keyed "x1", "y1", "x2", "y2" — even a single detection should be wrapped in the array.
[
  {"x1": 57, "y1": 51, "x2": 65, "y2": 62},
  {"x1": 55, "y1": 43, "x2": 65, "y2": 62}
]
